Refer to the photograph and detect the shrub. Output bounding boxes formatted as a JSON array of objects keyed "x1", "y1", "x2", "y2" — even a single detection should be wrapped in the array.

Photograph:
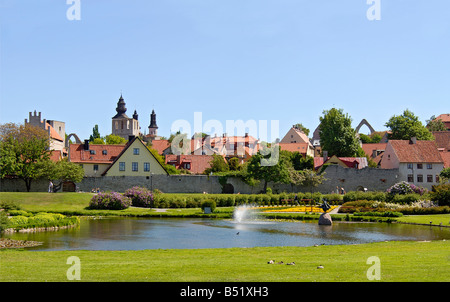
[
  {"x1": 124, "y1": 186, "x2": 154, "y2": 208},
  {"x1": 201, "y1": 199, "x2": 216, "y2": 213},
  {"x1": 387, "y1": 181, "x2": 425, "y2": 196},
  {"x1": 0, "y1": 211, "x2": 9, "y2": 232},
  {"x1": 0, "y1": 200, "x2": 21, "y2": 211},
  {"x1": 430, "y1": 183, "x2": 450, "y2": 206},
  {"x1": 89, "y1": 192, "x2": 132, "y2": 210}
]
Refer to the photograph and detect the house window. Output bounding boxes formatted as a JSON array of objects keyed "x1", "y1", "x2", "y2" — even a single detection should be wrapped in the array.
[
  {"x1": 132, "y1": 162, "x2": 138, "y2": 171},
  {"x1": 133, "y1": 148, "x2": 140, "y2": 155},
  {"x1": 427, "y1": 175, "x2": 433, "y2": 183},
  {"x1": 144, "y1": 162, "x2": 150, "y2": 172},
  {"x1": 407, "y1": 163, "x2": 413, "y2": 169},
  {"x1": 184, "y1": 163, "x2": 191, "y2": 170},
  {"x1": 90, "y1": 150, "x2": 96, "y2": 155},
  {"x1": 417, "y1": 174, "x2": 423, "y2": 183},
  {"x1": 102, "y1": 150, "x2": 108, "y2": 155},
  {"x1": 407, "y1": 174, "x2": 413, "y2": 182},
  {"x1": 417, "y1": 164, "x2": 423, "y2": 169},
  {"x1": 119, "y1": 162, "x2": 125, "y2": 171},
  {"x1": 93, "y1": 165, "x2": 99, "y2": 171},
  {"x1": 426, "y1": 164, "x2": 432, "y2": 169}
]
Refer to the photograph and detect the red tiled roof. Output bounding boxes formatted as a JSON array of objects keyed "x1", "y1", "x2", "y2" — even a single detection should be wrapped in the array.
[
  {"x1": 150, "y1": 139, "x2": 170, "y2": 155},
  {"x1": 314, "y1": 156, "x2": 368, "y2": 170},
  {"x1": 45, "y1": 122, "x2": 63, "y2": 142},
  {"x1": 439, "y1": 151, "x2": 450, "y2": 168},
  {"x1": 279, "y1": 143, "x2": 309, "y2": 153},
  {"x1": 388, "y1": 140, "x2": 443, "y2": 163},
  {"x1": 165, "y1": 154, "x2": 214, "y2": 174},
  {"x1": 432, "y1": 132, "x2": 450, "y2": 150},
  {"x1": 69, "y1": 143, "x2": 125, "y2": 164}
]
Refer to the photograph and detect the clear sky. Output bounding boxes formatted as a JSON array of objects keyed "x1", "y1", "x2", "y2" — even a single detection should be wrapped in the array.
[{"x1": 1, "y1": 0, "x2": 449, "y2": 142}]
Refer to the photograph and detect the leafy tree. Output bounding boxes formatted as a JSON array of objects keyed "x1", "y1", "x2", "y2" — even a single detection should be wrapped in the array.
[
  {"x1": 426, "y1": 115, "x2": 447, "y2": 132},
  {"x1": 40, "y1": 159, "x2": 84, "y2": 192},
  {"x1": 319, "y1": 108, "x2": 360, "y2": 157},
  {"x1": 204, "y1": 154, "x2": 229, "y2": 174},
  {"x1": 89, "y1": 125, "x2": 101, "y2": 142},
  {"x1": 293, "y1": 123, "x2": 310, "y2": 136},
  {"x1": 0, "y1": 123, "x2": 51, "y2": 191},
  {"x1": 105, "y1": 134, "x2": 127, "y2": 145},
  {"x1": 294, "y1": 169, "x2": 326, "y2": 198},
  {"x1": 385, "y1": 109, "x2": 434, "y2": 140},
  {"x1": 92, "y1": 137, "x2": 105, "y2": 144},
  {"x1": 246, "y1": 146, "x2": 292, "y2": 193},
  {"x1": 359, "y1": 133, "x2": 382, "y2": 144},
  {"x1": 228, "y1": 157, "x2": 242, "y2": 171},
  {"x1": 440, "y1": 167, "x2": 450, "y2": 182}
]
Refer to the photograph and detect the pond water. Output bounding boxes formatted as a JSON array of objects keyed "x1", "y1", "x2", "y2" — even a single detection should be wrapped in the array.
[{"x1": 2, "y1": 217, "x2": 450, "y2": 251}]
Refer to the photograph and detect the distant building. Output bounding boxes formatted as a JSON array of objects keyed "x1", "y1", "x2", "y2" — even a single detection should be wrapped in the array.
[
  {"x1": 25, "y1": 111, "x2": 66, "y2": 154},
  {"x1": 380, "y1": 138, "x2": 444, "y2": 189},
  {"x1": 111, "y1": 94, "x2": 141, "y2": 140},
  {"x1": 165, "y1": 154, "x2": 214, "y2": 174},
  {"x1": 433, "y1": 114, "x2": 450, "y2": 130},
  {"x1": 69, "y1": 140, "x2": 125, "y2": 177},
  {"x1": 433, "y1": 131, "x2": 450, "y2": 168},
  {"x1": 101, "y1": 136, "x2": 168, "y2": 176},
  {"x1": 314, "y1": 153, "x2": 368, "y2": 171},
  {"x1": 361, "y1": 143, "x2": 388, "y2": 167}
]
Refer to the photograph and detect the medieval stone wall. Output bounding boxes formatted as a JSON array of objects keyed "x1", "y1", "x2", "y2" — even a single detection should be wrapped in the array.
[{"x1": 1, "y1": 166, "x2": 400, "y2": 194}]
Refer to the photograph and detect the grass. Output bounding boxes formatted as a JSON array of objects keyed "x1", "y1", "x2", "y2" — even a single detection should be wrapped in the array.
[
  {"x1": 1, "y1": 192, "x2": 450, "y2": 282},
  {"x1": 0, "y1": 240, "x2": 449, "y2": 282}
]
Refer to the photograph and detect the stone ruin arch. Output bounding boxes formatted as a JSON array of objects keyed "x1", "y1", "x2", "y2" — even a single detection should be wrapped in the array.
[
  {"x1": 355, "y1": 119, "x2": 375, "y2": 135},
  {"x1": 65, "y1": 133, "x2": 82, "y2": 148}
]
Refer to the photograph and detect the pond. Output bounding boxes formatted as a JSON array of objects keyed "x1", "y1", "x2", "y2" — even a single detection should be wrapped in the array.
[{"x1": 2, "y1": 217, "x2": 450, "y2": 251}]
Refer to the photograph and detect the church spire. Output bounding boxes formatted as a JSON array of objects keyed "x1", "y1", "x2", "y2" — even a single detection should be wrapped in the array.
[{"x1": 112, "y1": 93, "x2": 128, "y2": 119}]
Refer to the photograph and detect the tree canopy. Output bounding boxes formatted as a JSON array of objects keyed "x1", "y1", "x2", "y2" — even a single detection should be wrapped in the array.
[
  {"x1": 319, "y1": 108, "x2": 360, "y2": 157},
  {"x1": 385, "y1": 109, "x2": 434, "y2": 140}
]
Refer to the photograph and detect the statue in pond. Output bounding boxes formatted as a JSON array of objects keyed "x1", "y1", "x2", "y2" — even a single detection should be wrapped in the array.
[
  {"x1": 318, "y1": 199, "x2": 332, "y2": 225},
  {"x1": 319, "y1": 200, "x2": 331, "y2": 213}
]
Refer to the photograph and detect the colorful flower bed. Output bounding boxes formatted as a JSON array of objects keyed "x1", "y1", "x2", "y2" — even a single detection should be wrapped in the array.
[{"x1": 263, "y1": 206, "x2": 338, "y2": 213}]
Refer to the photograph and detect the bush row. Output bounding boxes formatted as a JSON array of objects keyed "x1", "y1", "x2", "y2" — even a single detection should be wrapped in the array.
[{"x1": 5, "y1": 212, "x2": 80, "y2": 231}]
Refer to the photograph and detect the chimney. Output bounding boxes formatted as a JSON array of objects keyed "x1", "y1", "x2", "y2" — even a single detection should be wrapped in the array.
[
  {"x1": 410, "y1": 137, "x2": 417, "y2": 144},
  {"x1": 84, "y1": 140, "x2": 90, "y2": 150},
  {"x1": 372, "y1": 150, "x2": 378, "y2": 158},
  {"x1": 323, "y1": 150, "x2": 328, "y2": 161},
  {"x1": 245, "y1": 133, "x2": 248, "y2": 137}
]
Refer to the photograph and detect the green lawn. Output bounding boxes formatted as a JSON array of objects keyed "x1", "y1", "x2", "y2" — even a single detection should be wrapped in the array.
[{"x1": 0, "y1": 240, "x2": 448, "y2": 282}]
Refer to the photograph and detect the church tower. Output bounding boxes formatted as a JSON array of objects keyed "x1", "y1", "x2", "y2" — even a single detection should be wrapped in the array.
[
  {"x1": 111, "y1": 94, "x2": 140, "y2": 140},
  {"x1": 148, "y1": 109, "x2": 158, "y2": 137}
]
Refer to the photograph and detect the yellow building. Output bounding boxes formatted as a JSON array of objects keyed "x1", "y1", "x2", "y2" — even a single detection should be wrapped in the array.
[{"x1": 102, "y1": 136, "x2": 168, "y2": 176}]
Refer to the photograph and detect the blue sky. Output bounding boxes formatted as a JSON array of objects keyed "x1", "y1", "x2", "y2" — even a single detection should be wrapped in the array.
[{"x1": 1, "y1": 0, "x2": 449, "y2": 142}]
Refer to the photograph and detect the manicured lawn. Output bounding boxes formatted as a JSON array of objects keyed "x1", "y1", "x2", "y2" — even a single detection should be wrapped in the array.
[
  {"x1": 396, "y1": 214, "x2": 450, "y2": 226},
  {"x1": 0, "y1": 240, "x2": 448, "y2": 282}
]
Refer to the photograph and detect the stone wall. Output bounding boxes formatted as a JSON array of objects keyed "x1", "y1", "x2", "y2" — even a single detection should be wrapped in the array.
[{"x1": 1, "y1": 166, "x2": 400, "y2": 194}]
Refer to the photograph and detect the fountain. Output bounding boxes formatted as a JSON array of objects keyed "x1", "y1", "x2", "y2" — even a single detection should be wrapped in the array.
[{"x1": 232, "y1": 204, "x2": 254, "y2": 223}]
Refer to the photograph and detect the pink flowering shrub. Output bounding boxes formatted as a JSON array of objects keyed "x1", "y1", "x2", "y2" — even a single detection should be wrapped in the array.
[
  {"x1": 89, "y1": 192, "x2": 132, "y2": 210},
  {"x1": 124, "y1": 186, "x2": 154, "y2": 208}
]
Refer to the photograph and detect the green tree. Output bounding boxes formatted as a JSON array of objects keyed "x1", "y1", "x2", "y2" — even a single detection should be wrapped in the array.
[
  {"x1": 105, "y1": 134, "x2": 127, "y2": 145},
  {"x1": 40, "y1": 159, "x2": 84, "y2": 192},
  {"x1": 293, "y1": 123, "x2": 310, "y2": 136},
  {"x1": 204, "y1": 154, "x2": 229, "y2": 174},
  {"x1": 426, "y1": 115, "x2": 447, "y2": 132},
  {"x1": 0, "y1": 123, "x2": 51, "y2": 191},
  {"x1": 228, "y1": 157, "x2": 242, "y2": 171},
  {"x1": 89, "y1": 125, "x2": 101, "y2": 142},
  {"x1": 246, "y1": 146, "x2": 292, "y2": 193},
  {"x1": 385, "y1": 109, "x2": 434, "y2": 140},
  {"x1": 294, "y1": 169, "x2": 327, "y2": 199},
  {"x1": 319, "y1": 108, "x2": 360, "y2": 157}
]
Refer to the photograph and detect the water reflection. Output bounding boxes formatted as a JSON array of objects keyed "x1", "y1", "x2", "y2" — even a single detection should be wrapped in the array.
[{"x1": 2, "y1": 217, "x2": 450, "y2": 251}]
